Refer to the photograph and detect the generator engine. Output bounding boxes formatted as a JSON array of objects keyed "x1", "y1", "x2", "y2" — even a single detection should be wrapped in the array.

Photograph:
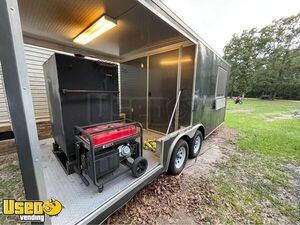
[
  {"x1": 74, "y1": 120, "x2": 148, "y2": 192},
  {"x1": 118, "y1": 144, "x2": 133, "y2": 158}
]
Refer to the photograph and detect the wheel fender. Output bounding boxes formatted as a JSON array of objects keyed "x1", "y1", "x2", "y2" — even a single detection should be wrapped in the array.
[{"x1": 165, "y1": 124, "x2": 204, "y2": 170}]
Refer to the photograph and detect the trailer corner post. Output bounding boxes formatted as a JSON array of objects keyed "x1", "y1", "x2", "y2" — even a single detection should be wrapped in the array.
[
  {"x1": 0, "y1": 0, "x2": 47, "y2": 201},
  {"x1": 190, "y1": 43, "x2": 199, "y2": 126},
  {"x1": 146, "y1": 55, "x2": 150, "y2": 130},
  {"x1": 175, "y1": 46, "x2": 182, "y2": 130}
]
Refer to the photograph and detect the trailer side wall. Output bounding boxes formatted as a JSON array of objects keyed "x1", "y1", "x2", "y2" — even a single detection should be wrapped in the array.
[{"x1": 192, "y1": 42, "x2": 230, "y2": 135}]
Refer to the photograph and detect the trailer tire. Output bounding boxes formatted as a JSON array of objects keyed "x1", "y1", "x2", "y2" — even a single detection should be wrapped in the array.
[
  {"x1": 189, "y1": 130, "x2": 203, "y2": 158},
  {"x1": 131, "y1": 157, "x2": 148, "y2": 178},
  {"x1": 168, "y1": 139, "x2": 189, "y2": 175}
]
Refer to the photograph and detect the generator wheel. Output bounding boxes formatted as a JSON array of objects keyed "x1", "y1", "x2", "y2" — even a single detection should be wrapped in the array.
[
  {"x1": 168, "y1": 139, "x2": 188, "y2": 175},
  {"x1": 131, "y1": 157, "x2": 148, "y2": 178},
  {"x1": 98, "y1": 186, "x2": 103, "y2": 193},
  {"x1": 189, "y1": 130, "x2": 203, "y2": 158},
  {"x1": 97, "y1": 180, "x2": 104, "y2": 193}
]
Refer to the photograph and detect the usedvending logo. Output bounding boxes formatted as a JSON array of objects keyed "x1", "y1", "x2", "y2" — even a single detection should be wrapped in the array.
[{"x1": 2, "y1": 198, "x2": 63, "y2": 222}]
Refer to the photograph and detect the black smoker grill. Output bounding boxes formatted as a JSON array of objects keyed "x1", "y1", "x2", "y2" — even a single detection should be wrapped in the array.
[{"x1": 43, "y1": 53, "x2": 120, "y2": 173}]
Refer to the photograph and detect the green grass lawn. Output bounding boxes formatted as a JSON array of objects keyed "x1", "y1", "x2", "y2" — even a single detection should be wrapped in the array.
[
  {"x1": 210, "y1": 98, "x2": 300, "y2": 224},
  {"x1": 225, "y1": 98, "x2": 300, "y2": 162}
]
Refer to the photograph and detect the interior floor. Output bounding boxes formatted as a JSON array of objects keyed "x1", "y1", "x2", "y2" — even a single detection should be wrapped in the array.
[
  {"x1": 40, "y1": 129, "x2": 162, "y2": 225},
  {"x1": 143, "y1": 129, "x2": 163, "y2": 141}
]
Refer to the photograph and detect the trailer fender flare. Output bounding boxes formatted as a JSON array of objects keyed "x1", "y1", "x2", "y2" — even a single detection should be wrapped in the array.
[{"x1": 165, "y1": 124, "x2": 205, "y2": 170}]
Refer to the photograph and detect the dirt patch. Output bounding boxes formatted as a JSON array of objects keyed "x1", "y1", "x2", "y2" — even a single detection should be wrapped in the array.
[
  {"x1": 184, "y1": 128, "x2": 237, "y2": 178},
  {"x1": 282, "y1": 164, "x2": 300, "y2": 207},
  {"x1": 265, "y1": 110, "x2": 300, "y2": 122},
  {"x1": 105, "y1": 174, "x2": 215, "y2": 225}
]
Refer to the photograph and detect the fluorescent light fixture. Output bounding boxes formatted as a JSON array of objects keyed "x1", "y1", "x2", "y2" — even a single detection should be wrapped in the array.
[
  {"x1": 74, "y1": 15, "x2": 116, "y2": 45},
  {"x1": 160, "y1": 57, "x2": 192, "y2": 65}
]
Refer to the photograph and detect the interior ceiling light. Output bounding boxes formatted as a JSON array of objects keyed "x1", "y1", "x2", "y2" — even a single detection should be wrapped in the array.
[
  {"x1": 160, "y1": 57, "x2": 192, "y2": 65},
  {"x1": 74, "y1": 15, "x2": 117, "y2": 45}
]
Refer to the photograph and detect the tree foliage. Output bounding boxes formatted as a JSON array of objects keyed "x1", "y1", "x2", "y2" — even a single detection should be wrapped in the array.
[{"x1": 224, "y1": 13, "x2": 300, "y2": 100}]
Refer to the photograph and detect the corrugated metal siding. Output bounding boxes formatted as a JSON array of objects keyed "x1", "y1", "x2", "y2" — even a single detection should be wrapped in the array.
[
  {"x1": 0, "y1": 44, "x2": 55, "y2": 124},
  {"x1": 0, "y1": 65, "x2": 10, "y2": 123},
  {"x1": 25, "y1": 45, "x2": 56, "y2": 119}
]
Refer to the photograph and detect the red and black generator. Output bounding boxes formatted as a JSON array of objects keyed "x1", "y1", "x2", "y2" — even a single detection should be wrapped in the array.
[{"x1": 74, "y1": 119, "x2": 148, "y2": 192}]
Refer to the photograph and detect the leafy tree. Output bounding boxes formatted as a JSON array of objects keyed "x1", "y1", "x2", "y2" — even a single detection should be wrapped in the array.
[
  {"x1": 257, "y1": 13, "x2": 300, "y2": 99},
  {"x1": 224, "y1": 13, "x2": 300, "y2": 100},
  {"x1": 224, "y1": 29, "x2": 259, "y2": 98}
]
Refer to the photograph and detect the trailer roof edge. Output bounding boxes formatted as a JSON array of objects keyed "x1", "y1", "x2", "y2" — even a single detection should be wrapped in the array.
[{"x1": 143, "y1": 0, "x2": 231, "y2": 67}]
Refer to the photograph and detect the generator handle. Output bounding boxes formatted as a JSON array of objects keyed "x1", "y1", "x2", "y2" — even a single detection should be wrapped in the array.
[
  {"x1": 88, "y1": 122, "x2": 140, "y2": 135},
  {"x1": 79, "y1": 118, "x2": 130, "y2": 129}
]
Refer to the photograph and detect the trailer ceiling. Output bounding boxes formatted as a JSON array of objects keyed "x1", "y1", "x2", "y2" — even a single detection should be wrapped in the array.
[{"x1": 17, "y1": 0, "x2": 191, "y2": 61}]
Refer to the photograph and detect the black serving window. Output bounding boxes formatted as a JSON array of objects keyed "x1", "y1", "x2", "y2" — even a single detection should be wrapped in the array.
[{"x1": 215, "y1": 67, "x2": 228, "y2": 97}]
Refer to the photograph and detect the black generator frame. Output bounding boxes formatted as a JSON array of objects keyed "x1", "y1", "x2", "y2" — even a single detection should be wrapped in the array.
[{"x1": 74, "y1": 119, "x2": 143, "y2": 191}]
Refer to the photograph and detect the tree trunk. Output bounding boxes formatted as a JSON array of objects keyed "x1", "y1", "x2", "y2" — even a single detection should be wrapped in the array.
[
  {"x1": 230, "y1": 89, "x2": 234, "y2": 98},
  {"x1": 271, "y1": 92, "x2": 276, "y2": 100},
  {"x1": 242, "y1": 92, "x2": 245, "y2": 101}
]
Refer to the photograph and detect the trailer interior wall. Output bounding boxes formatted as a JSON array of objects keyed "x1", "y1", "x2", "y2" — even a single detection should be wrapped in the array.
[
  {"x1": 120, "y1": 45, "x2": 195, "y2": 134},
  {"x1": 179, "y1": 46, "x2": 195, "y2": 127},
  {"x1": 120, "y1": 58, "x2": 148, "y2": 127}
]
